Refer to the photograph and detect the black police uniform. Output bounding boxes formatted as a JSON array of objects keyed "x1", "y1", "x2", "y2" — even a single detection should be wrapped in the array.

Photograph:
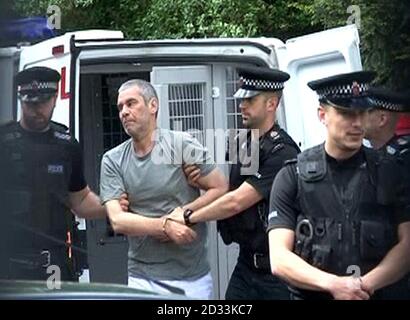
[
  {"x1": 0, "y1": 121, "x2": 87, "y2": 281},
  {"x1": 267, "y1": 71, "x2": 410, "y2": 300},
  {"x1": 0, "y1": 67, "x2": 87, "y2": 281},
  {"x1": 367, "y1": 88, "x2": 410, "y2": 299},
  {"x1": 217, "y1": 66, "x2": 300, "y2": 299}
]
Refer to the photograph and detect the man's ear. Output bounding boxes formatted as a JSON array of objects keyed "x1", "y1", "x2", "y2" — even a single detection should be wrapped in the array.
[
  {"x1": 266, "y1": 94, "x2": 279, "y2": 112},
  {"x1": 318, "y1": 106, "x2": 326, "y2": 125},
  {"x1": 149, "y1": 98, "x2": 159, "y2": 115},
  {"x1": 379, "y1": 111, "x2": 389, "y2": 127}
]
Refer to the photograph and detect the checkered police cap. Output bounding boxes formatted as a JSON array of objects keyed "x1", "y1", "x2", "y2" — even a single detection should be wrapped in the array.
[
  {"x1": 368, "y1": 87, "x2": 409, "y2": 113},
  {"x1": 234, "y1": 66, "x2": 290, "y2": 99},
  {"x1": 16, "y1": 66, "x2": 61, "y2": 103},
  {"x1": 307, "y1": 71, "x2": 376, "y2": 110}
]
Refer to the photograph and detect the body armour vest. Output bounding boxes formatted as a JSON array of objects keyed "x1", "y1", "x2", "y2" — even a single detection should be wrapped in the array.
[
  {"x1": 218, "y1": 125, "x2": 300, "y2": 252},
  {"x1": 294, "y1": 144, "x2": 400, "y2": 277},
  {"x1": 0, "y1": 121, "x2": 77, "y2": 280}
]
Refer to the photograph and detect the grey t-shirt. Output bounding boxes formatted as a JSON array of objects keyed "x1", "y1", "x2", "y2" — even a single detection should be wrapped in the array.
[{"x1": 100, "y1": 128, "x2": 216, "y2": 281}]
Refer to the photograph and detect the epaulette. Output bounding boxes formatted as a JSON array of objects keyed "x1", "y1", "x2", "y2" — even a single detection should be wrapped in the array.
[
  {"x1": 50, "y1": 121, "x2": 69, "y2": 133},
  {"x1": 397, "y1": 136, "x2": 410, "y2": 146},
  {"x1": 385, "y1": 135, "x2": 410, "y2": 156},
  {"x1": 50, "y1": 121, "x2": 71, "y2": 141}
]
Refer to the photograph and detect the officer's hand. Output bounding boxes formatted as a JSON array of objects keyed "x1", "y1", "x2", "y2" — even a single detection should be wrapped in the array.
[
  {"x1": 183, "y1": 164, "x2": 201, "y2": 188},
  {"x1": 163, "y1": 217, "x2": 197, "y2": 245},
  {"x1": 168, "y1": 206, "x2": 185, "y2": 224},
  {"x1": 119, "y1": 193, "x2": 129, "y2": 212},
  {"x1": 329, "y1": 276, "x2": 370, "y2": 300}
]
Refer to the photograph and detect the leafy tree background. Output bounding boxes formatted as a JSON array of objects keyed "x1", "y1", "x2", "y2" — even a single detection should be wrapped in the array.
[{"x1": 4, "y1": 0, "x2": 410, "y2": 90}]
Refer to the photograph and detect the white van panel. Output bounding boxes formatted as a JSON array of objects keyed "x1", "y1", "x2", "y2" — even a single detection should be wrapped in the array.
[{"x1": 278, "y1": 25, "x2": 362, "y2": 150}]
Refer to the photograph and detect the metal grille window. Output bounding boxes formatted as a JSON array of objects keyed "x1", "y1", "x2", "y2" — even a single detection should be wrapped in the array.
[
  {"x1": 101, "y1": 74, "x2": 130, "y2": 152},
  {"x1": 168, "y1": 83, "x2": 206, "y2": 144},
  {"x1": 225, "y1": 68, "x2": 243, "y2": 129}
]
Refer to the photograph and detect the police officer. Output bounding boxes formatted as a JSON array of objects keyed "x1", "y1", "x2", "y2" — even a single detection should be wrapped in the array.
[
  {"x1": 169, "y1": 66, "x2": 300, "y2": 299},
  {"x1": 0, "y1": 66, "x2": 106, "y2": 281},
  {"x1": 364, "y1": 87, "x2": 409, "y2": 151},
  {"x1": 267, "y1": 71, "x2": 410, "y2": 300},
  {"x1": 364, "y1": 87, "x2": 410, "y2": 299}
]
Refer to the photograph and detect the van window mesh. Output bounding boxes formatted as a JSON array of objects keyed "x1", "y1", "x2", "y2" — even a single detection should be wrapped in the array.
[
  {"x1": 101, "y1": 74, "x2": 129, "y2": 152},
  {"x1": 225, "y1": 68, "x2": 243, "y2": 129},
  {"x1": 168, "y1": 82, "x2": 206, "y2": 144}
]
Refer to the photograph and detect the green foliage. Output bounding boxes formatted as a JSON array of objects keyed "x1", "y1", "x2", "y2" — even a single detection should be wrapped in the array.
[
  {"x1": 311, "y1": 0, "x2": 410, "y2": 90},
  {"x1": 12, "y1": 0, "x2": 319, "y2": 39},
  {"x1": 11, "y1": 0, "x2": 409, "y2": 90}
]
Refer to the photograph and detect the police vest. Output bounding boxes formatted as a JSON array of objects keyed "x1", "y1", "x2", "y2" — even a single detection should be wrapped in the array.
[
  {"x1": 0, "y1": 121, "x2": 78, "y2": 280},
  {"x1": 218, "y1": 126, "x2": 300, "y2": 252},
  {"x1": 294, "y1": 144, "x2": 400, "y2": 276}
]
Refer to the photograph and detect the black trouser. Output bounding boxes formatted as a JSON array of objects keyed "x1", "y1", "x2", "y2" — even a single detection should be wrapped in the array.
[{"x1": 225, "y1": 251, "x2": 290, "y2": 300}]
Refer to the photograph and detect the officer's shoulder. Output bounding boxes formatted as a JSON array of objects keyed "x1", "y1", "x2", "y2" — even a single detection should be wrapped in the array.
[
  {"x1": 277, "y1": 158, "x2": 299, "y2": 182},
  {"x1": 267, "y1": 128, "x2": 300, "y2": 152},
  {"x1": 284, "y1": 158, "x2": 298, "y2": 166},
  {"x1": 50, "y1": 121, "x2": 73, "y2": 142},
  {"x1": 0, "y1": 120, "x2": 19, "y2": 137},
  {"x1": 392, "y1": 136, "x2": 410, "y2": 155},
  {"x1": 50, "y1": 121, "x2": 69, "y2": 133},
  {"x1": 366, "y1": 146, "x2": 400, "y2": 168},
  {"x1": 263, "y1": 129, "x2": 287, "y2": 153},
  {"x1": 0, "y1": 120, "x2": 17, "y2": 130},
  {"x1": 266, "y1": 127, "x2": 287, "y2": 143}
]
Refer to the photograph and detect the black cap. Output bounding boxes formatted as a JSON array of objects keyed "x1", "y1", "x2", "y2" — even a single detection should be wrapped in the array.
[
  {"x1": 234, "y1": 66, "x2": 290, "y2": 99},
  {"x1": 16, "y1": 66, "x2": 60, "y2": 103},
  {"x1": 368, "y1": 87, "x2": 410, "y2": 112},
  {"x1": 307, "y1": 71, "x2": 376, "y2": 110}
]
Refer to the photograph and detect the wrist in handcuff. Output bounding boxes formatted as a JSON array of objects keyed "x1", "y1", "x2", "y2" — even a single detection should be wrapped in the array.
[
  {"x1": 162, "y1": 216, "x2": 174, "y2": 236},
  {"x1": 183, "y1": 208, "x2": 196, "y2": 227},
  {"x1": 162, "y1": 214, "x2": 186, "y2": 235}
]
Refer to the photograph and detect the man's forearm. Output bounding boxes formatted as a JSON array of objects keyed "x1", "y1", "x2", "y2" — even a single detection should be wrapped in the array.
[
  {"x1": 270, "y1": 246, "x2": 336, "y2": 292},
  {"x1": 187, "y1": 181, "x2": 262, "y2": 224},
  {"x1": 183, "y1": 167, "x2": 229, "y2": 212},
  {"x1": 71, "y1": 190, "x2": 106, "y2": 219},
  {"x1": 362, "y1": 240, "x2": 410, "y2": 293},
  {"x1": 108, "y1": 207, "x2": 164, "y2": 237},
  {"x1": 189, "y1": 191, "x2": 243, "y2": 224},
  {"x1": 106, "y1": 201, "x2": 196, "y2": 243},
  {"x1": 183, "y1": 187, "x2": 227, "y2": 212}
]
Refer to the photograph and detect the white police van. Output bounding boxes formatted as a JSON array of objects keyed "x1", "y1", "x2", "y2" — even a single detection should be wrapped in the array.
[{"x1": 0, "y1": 24, "x2": 362, "y2": 298}]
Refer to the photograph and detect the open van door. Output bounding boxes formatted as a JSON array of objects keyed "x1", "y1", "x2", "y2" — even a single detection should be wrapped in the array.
[
  {"x1": 18, "y1": 30, "x2": 124, "y2": 134},
  {"x1": 277, "y1": 24, "x2": 362, "y2": 150},
  {"x1": 0, "y1": 47, "x2": 20, "y2": 122}
]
